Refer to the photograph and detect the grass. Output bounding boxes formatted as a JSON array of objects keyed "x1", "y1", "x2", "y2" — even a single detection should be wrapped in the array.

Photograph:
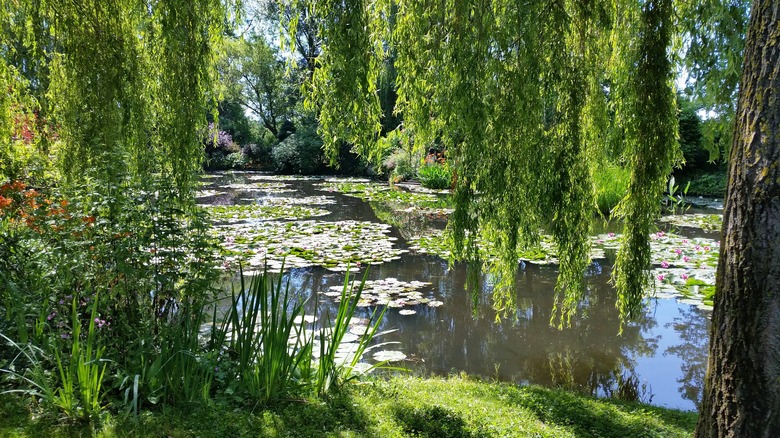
[{"x1": 1, "y1": 375, "x2": 697, "y2": 437}]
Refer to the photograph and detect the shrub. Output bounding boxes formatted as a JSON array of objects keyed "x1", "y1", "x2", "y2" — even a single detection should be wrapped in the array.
[
  {"x1": 417, "y1": 163, "x2": 452, "y2": 190},
  {"x1": 592, "y1": 163, "x2": 630, "y2": 216},
  {"x1": 384, "y1": 149, "x2": 417, "y2": 183},
  {"x1": 272, "y1": 123, "x2": 324, "y2": 174}
]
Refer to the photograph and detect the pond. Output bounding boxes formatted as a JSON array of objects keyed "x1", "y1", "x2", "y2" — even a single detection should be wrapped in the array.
[{"x1": 199, "y1": 170, "x2": 716, "y2": 412}]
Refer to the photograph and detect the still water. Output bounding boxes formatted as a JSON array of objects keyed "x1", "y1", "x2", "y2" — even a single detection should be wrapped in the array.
[{"x1": 202, "y1": 171, "x2": 711, "y2": 412}]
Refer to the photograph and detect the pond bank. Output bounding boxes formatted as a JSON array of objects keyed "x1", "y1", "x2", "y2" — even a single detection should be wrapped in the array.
[{"x1": 0, "y1": 376, "x2": 697, "y2": 437}]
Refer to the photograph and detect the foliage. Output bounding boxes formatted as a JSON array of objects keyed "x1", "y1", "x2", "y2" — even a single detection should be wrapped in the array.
[
  {"x1": 679, "y1": 171, "x2": 727, "y2": 197},
  {"x1": 220, "y1": 36, "x2": 295, "y2": 139},
  {"x1": 417, "y1": 163, "x2": 453, "y2": 190},
  {"x1": 272, "y1": 118, "x2": 325, "y2": 174},
  {"x1": 592, "y1": 164, "x2": 630, "y2": 217},
  {"x1": 0, "y1": 376, "x2": 697, "y2": 437},
  {"x1": 300, "y1": 0, "x2": 384, "y2": 164},
  {"x1": 304, "y1": 0, "x2": 682, "y2": 325}
]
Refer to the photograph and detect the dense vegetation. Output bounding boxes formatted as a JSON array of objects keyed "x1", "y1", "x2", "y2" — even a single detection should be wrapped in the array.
[{"x1": 4, "y1": 0, "x2": 776, "y2": 436}]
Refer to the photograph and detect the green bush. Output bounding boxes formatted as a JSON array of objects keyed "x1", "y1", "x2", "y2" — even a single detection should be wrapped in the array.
[
  {"x1": 418, "y1": 163, "x2": 452, "y2": 190},
  {"x1": 592, "y1": 163, "x2": 630, "y2": 216},
  {"x1": 272, "y1": 122, "x2": 324, "y2": 174},
  {"x1": 680, "y1": 171, "x2": 727, "y2": 197}
]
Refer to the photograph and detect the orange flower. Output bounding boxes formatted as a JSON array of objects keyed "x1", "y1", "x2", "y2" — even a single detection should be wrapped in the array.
[
  {"x1": 0, "y1": 196, "x2": 11, "y2": 209},
  {"x1": 60, "y1": 199, "x2": 68, "y2": 208}
]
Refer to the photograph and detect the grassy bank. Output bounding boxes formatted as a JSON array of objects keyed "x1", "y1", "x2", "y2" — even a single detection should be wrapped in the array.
[{"x1": 1, "y1": 375, "x2": 697, "y2": 437}]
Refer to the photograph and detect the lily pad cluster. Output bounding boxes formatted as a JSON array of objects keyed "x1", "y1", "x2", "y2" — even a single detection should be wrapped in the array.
[
  {"x1": 205, "y1": 203, "x2": 330, "y2": 222},
  {"x1": 408, "y1": 230, "x2": 558, "y2": 264},
  {"x1": 658, "y1": 213, "x2": 722, "y2": 232},
  {"x1": 322, "y1": 277, "x2": 440, "y2": 310},
  {"x1": 248, "y1": 174, "x2": 324, "y2": 182},
  {"x1": 220, "y1": 182, "x2": 296, "y2": 193},
  {"x1": 317, "y1": 180, "x2": 449, "y2": 211},
  {"x1": 261, "y1": 195, "x2": 337, "y2": 206},
  {"x1": 214, "y1": 220, "x2": 407, "y2": 271}
]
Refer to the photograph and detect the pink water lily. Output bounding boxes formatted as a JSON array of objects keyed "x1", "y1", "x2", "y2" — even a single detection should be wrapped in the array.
[{"x1": 661, "y1": 261, "x2": 670, "y2": 268}]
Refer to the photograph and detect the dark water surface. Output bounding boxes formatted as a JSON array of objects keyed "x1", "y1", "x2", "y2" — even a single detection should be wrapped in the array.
[{"x1": 203, "y1": 171, "x2": 711, "y2": 411}]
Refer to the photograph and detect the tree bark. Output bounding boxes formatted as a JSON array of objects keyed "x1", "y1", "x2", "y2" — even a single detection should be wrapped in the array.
[{"x1": 695, "y1": 0, "x2": 780, "y2": 436}]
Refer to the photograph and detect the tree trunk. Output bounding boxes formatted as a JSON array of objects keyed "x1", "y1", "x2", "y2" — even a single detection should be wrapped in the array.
[{"x1": 695, "y1": 0, "x2": 780, "y2": 436}]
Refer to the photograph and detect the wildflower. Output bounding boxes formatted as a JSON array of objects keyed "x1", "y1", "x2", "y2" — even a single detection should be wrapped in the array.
[
  {"x1": 61, "y1": 333, "x2": 71, "y2": 339},
  {"x1": 0, "y1": 195, "x2": 11, "y2": 209},
  {"x1": 47, "y1": 312, "x2": 57, "y2": 321},
  {"x1": 661, "y1": 261, "x2": 670, "y2": 268},
  {"x1": 60, "y1": 199, "x2": 68, "y2": 207}
]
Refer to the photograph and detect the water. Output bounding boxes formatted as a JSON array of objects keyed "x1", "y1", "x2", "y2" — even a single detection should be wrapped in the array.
[{"x1": 201, "y1": 171, "x2": 712, "y2": 412}]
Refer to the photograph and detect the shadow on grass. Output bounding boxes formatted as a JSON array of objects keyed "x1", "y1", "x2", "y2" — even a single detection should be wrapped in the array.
[
  {"x1": 393, "y1": 403, "x2": 487, "y2": 438},
  {"x1": 0, "y1": 390, "x2": 375, "y2": 438},
  {"x1": 505, "y1": 386, "x2": 698, "y2": 438}
]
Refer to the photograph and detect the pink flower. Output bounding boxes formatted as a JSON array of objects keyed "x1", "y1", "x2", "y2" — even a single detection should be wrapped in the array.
[
  {"x1": 661, "y1": 261, "x2": 670, "y2": 268},
  {"x1": 704, "y1": 246, "x2": 710, "y2": 251},
  {"x1": 597, "y1": 239, "x2": 604, "y2": 244},
  {"x1": 674, "y1": 249, "x2": 682, "y2": 255},
  {"x1": 681, "y1": 274, "x2": 689, "y2": 280},
  {"x1": 657, "y1": 231, "x2": 665, "y2": 237},
  {"x1": 607, "y1": 232, "x2": 615, "y2": 238},
  {"x1": 657, "y1": 274, "x2": 665, "y2": 282},
  {"x1": 682, "y1": 239, "x2": 688, "y2": 244},
  {"x1": 683, "y1": 256, "x2": 691, "y2": 262}
]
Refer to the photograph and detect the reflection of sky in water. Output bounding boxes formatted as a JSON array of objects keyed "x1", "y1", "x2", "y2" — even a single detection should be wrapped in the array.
[{"x1": 204, "y1": 171, "x2": 711, "y2": 412}]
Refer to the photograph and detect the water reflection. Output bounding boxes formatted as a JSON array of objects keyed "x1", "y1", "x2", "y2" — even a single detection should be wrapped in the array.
[{"x1": 203, "y1": 171, "x2": 710, "y2": 411}]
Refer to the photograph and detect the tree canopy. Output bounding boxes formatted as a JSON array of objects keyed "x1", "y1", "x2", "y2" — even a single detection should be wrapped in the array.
[
  {"x1": 1, "y1": 0, "x2": 235, "y2": 198},
  {"x1": 296, "y1": 0, "x2": 683, "y2": 325}
]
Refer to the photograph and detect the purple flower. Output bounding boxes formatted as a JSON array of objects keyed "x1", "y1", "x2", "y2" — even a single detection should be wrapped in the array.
[
  {"x1": 657, "y1": 274, "x2": 665, "y2": 282},
  {"x1": 674, "y1": 249, "x2": 682, "y2": 255},
  {"x1": 681, "y1": 274, "x2": 689, "y2": 280},
  {"x1": 607, "y1": 232, "x2": 615, "y2": 238},
  {"x1": 704, "y1": 246, "x2": 710, "y2": 251},
  {"x1": 661, "y1": 261, "x2": 670, "y2": 268},
  {"x1": 61, "y1": 333, "x2": 71, "y2": 339}
]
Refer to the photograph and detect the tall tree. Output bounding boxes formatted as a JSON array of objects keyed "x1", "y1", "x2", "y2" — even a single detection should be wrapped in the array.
[
  {"x1": 695, "y1": 0, "x2": 780, "y2": 435},
  {"x1": 221, "y1": 35, "x2": 294, "y2": 138}
]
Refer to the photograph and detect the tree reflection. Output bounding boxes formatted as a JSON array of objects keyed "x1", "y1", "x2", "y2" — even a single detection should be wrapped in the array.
[{"x1": 664, "y1": 305, "x2": 709, "y2": 408}]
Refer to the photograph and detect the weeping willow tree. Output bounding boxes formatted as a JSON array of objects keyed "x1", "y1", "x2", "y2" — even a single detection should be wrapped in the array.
[
  {"x1": 1, "y1": 0, "x2": 234, "y2": 198},
  {"x1": 294, "y1": 0, "x2": 679, "y2": 325}
]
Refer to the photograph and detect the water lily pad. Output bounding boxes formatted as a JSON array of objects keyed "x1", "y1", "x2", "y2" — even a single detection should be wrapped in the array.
[
  {"x1": 323, "y1": 277, "x2": 435, "y2": 308},
  {"x1": 398, "y1": 309, "x2": 417, "y2": 315},
  {"x1": 214, "y1": 220, "x2": 407, "y2": 271},
  {"x1": 372, "y1": 350, "x2": 407, "y2": 362},
  {"x1": 658, "y1": 214, "x2": 722, "y2": 232},
  {"x1": 206, "y1": 203, "x2": 330, "y2": 222}
]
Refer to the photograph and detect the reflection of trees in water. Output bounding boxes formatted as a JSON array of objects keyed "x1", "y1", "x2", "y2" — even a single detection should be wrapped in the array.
[
  {"x1": 664, "y1": 305, "x2": 709, "y2": 408},
  {"x1": 390, "y1": 261, "x2": 661, "y2": 403}
]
